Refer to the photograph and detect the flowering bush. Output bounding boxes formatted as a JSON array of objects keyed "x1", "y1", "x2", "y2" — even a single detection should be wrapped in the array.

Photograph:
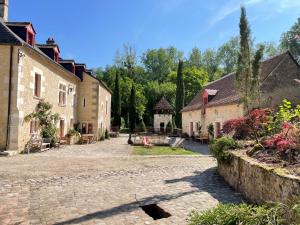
[{"x1": 222, "y1": 108, "x2": 271, "y2": 142}]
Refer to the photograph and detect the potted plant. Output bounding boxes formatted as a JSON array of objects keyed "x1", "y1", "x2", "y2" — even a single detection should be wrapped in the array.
[{"x1": 66, "y1": 128, "x2": 81, "y2": 145}]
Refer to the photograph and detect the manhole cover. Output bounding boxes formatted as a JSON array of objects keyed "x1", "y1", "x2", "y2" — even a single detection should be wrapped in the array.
[{"x1": 140, "y1": 204, "x2": 171, "y2": 220}]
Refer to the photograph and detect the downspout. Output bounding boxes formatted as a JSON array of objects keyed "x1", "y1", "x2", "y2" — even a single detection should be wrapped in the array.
[{"x1": 5, "y1": 45, "x2": 13, "y2": 150}]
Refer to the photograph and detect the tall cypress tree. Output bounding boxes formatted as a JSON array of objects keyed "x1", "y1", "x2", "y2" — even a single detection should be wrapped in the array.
[
  {"x1": 236, "y1": 7, "x2": 265, "y2": 111},
  {"x1": 236, "y1": 6, "x2": 252, "y2": 112},
  {"x1": 175, "y1": 60, "x2": 185, "y2": 128},
  {"x1": 129, "y1": 84, "x2": 136, "y2": 133},
  {"x1": 112, "y1": 71, "x2": 121, "y2": 129}
]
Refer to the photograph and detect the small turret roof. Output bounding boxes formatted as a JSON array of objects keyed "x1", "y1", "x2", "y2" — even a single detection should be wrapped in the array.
[{"x1": 154, "y1": 97, "x2": 173, "y2": 111}]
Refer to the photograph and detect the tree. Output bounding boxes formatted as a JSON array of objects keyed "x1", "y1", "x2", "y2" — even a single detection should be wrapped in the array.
[
  {"x1": 188, "y1": 47, "x2": 202, "y2": 68},
  {"x1": 257, "y1": 42, "x2": 280, "y2": 58},
  {"x1": 236, "y1": 7, "x2": 252, "y2": 112},
  {"x1": 129, "y1": 84, "x2": 136, "y2": 133},
  {"x1": 280, "y1": 17, "x2": 300, "y2": 63},
  {"x1": 251, "y1": 44, "x2": 265, "y2": 106},
  {"x1": 141, "y1": 47, "x2": 183, "y2": 83},
  {"x1": 236, "y1": 7, "x2": 265, "y2": 111},
  {"x1": 167, "y1": 66, "x2": 209, "y2": 103},
  {"x1": 217, "y1": 37, "x2": 239, "y2": 74},
  {"x1": 112, "y1": 71, "x2": 121, "y2": 129},
  {"x1": 202, "y1": 48, "x2": 221, "y2": 81},
  {"x1": 175, "y1": 60, "x2": 185, "y2": 128}
]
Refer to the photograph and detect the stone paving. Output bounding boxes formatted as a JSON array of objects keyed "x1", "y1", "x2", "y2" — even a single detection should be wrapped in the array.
[{"x1": 0, "y1": 135, "x2": 243, "y2": 225}]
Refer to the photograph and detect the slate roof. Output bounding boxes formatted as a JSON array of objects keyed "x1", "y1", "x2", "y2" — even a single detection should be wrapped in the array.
[
  {"x1": 0, "y1": 19, "x2": 23, "y2": 45},
  {"x1": 154, "y1": 97, "x2": 173, "y2": 111},
  {"x1": 181, "y1": 52, "x2": 290, "y2": 112}
]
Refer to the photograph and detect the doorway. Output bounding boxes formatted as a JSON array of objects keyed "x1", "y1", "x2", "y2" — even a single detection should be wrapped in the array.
[
  {"x1": 160, "y1": 122, "x2": 165, "y2": 133},
  {"x1": 190, "y1": 122, "x2": 194, "y2": 137},
  {"x1": 60, "y1": 119, "x2": 65, "y2": 138},
  {"x1": 215, "y1": 122, "x2": 221, "y2": 138}
]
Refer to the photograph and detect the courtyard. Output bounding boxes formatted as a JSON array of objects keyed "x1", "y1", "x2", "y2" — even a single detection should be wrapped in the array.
[{"x1": 0, "y1": 135, "x2": 242, "y2": 225}]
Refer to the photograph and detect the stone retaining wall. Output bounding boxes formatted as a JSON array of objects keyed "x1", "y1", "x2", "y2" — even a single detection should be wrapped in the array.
[{"x1": 218, "y1": 151, "x2": 300, "y2": 204}]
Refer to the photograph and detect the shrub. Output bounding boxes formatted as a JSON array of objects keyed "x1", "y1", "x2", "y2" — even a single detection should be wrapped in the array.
[
  {"x1": 222, "y1": 108, "x2": 271, "y2": 142},
  {"x1": 66, "y1": 128, "x2": 80, "y2": 138},
  {"x1": 209, "y1": 136, "x2": 238, "y2": 163},
  {"x1": 166, "y1": 121, "x2": 173, "y2": 133},
  {"x1": 207, "y1": 123, "x2": 214, "y2": 138},
  {"x1": 188, "y1": 203, "x2": 286, "y2": 225}
]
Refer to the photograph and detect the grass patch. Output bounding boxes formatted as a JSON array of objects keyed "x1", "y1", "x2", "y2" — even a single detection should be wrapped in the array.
[{"x1": 133, "y1": 146, "x2": 198, "y2": 155}]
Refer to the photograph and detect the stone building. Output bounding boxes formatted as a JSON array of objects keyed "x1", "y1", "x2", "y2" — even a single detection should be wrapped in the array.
[
  {"x1": 181, "y1": 52, "x2": 300, "y2": 137},
  {"x1": 153, "y1": 97, "x2": 173, "y2": 132},
  {"x1": 0, "y1": 0, "x2": 111, "y2": 153}
]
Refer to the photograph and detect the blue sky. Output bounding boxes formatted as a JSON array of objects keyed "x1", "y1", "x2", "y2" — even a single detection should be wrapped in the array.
[{"x1": 9, "y1": 0, "x2": 299, "y2": 69}]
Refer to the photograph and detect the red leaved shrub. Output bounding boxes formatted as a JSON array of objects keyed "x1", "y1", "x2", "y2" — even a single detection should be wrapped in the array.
[{"x1": 222, "y1": 108, "x2": 271, "y2": 141}]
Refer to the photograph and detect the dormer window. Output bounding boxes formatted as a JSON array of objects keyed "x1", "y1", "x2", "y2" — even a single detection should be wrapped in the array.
[{"x1": 27, "y1": 30, "x2": 35, "y2": 46}]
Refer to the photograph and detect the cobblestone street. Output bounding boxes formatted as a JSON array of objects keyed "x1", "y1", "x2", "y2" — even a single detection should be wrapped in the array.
[{"x1": 0, "y1": 136, "x2": 242, "y2": 225}]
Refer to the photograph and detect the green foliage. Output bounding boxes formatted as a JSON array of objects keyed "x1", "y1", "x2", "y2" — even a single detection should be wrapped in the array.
[
  {"x1": 267, "y1": 99, "x2": 300, "y2": 134},
  {"x1": 166, "y1": 121, "x2": 173, "y2": 134},
  {"x1": 251, "y1": 44, "x2": 265, "y2": 106},
  {"x1": 141, "y1": 46, "x2": 184, "y2": 83},
  {"x1": 202, "y1": 48, "x2": 221, "y2": 81},
  {"x1": 188, "y1": 47, "x2": 202, "y2": 68},
  {"x1": 188, "y1": 203, "x2": 287, "y2": 225},
  {"x1": 24, "y1": 101, "x2": 59, "y2": 140},
  {"x1": 129, "y1": 84, "x2": 136, "y2": 133},
  {"x1": 280, "y1": 17, "x2": 300, "y2": 64},
  {"x1": 207, "y1": 123, "x2": 214, "y2": 138},
  {"x1": 217, "y1": 36, "x2": 239, "y2": 74},
  {"x1": 175, "y1": 60, "x2": 185, "y2": 128},
  {"x1": 209, "y1": 136, "x2": 238, "y2": 163},
  {"x1": 66, "y1": 129, "x2": 80, "y2": 137},
  {"x1": 139, "y1": 120, "x2": 146, "y2": 132},
  {"x1": 112, "y1": 71, "x2": 121, "y2": 128}
]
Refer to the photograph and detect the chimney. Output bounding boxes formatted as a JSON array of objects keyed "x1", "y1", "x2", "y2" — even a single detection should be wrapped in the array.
[
  {"x1": 46, "y1": 37, "x2": 56, "y2": 45},
  {"x1": 0, "y1": 0, "x2": 8, "y2": 22}
]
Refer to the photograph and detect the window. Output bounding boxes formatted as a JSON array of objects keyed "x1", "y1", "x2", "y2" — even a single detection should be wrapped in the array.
[
  {"x1": 88, "y1": 123, "x2": 93, "y2": 134},
  {"x1": 82, "y1": 123, "x2": 87, "y2": 134},
  {"x1": 83, "y1": 98, "x2": 86, "y2": 107},
  {"x1": 30, "y1": 120, "x2": 39, "y2": 134},
  {"x1": 59, "y1": 83, "x2": 67, "y2": 106},
  {"x1": 34, "y1": 73, "x2": 41, "y2": 98}
]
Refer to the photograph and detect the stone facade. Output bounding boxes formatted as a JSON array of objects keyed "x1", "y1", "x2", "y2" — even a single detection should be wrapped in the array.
[
  {"x1": 0, "y1": 45, "x2": 111, "y2": 152},
  {"x1": 182, "y1": 104, "x2": 244, "y2": 137},
  {"x1": 218, "y1": 151, "x2": 300, "y2": 204},
  {"x1": 153, "y1": 114, "x2": 172, "y2": 132},
  {"x1": 77, "y1": 72, "x2": 111, "y2": 140}
]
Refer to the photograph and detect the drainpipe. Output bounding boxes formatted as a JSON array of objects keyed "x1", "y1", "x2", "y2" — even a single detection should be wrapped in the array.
[{"x1": 5, "y1": 45, "x2": 13, "y2": 150}]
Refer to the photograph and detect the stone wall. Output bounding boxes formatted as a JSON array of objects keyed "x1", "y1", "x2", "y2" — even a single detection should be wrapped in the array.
[
  {"x1": 182, "y1": 103, "x2": 244, "y2": 137},
  {"x1": 153, "y1": 114, "x2": 172, "y2": 132},
  {"x1": 218, "y1": 151, "x2": 300, "y2": 204}
]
